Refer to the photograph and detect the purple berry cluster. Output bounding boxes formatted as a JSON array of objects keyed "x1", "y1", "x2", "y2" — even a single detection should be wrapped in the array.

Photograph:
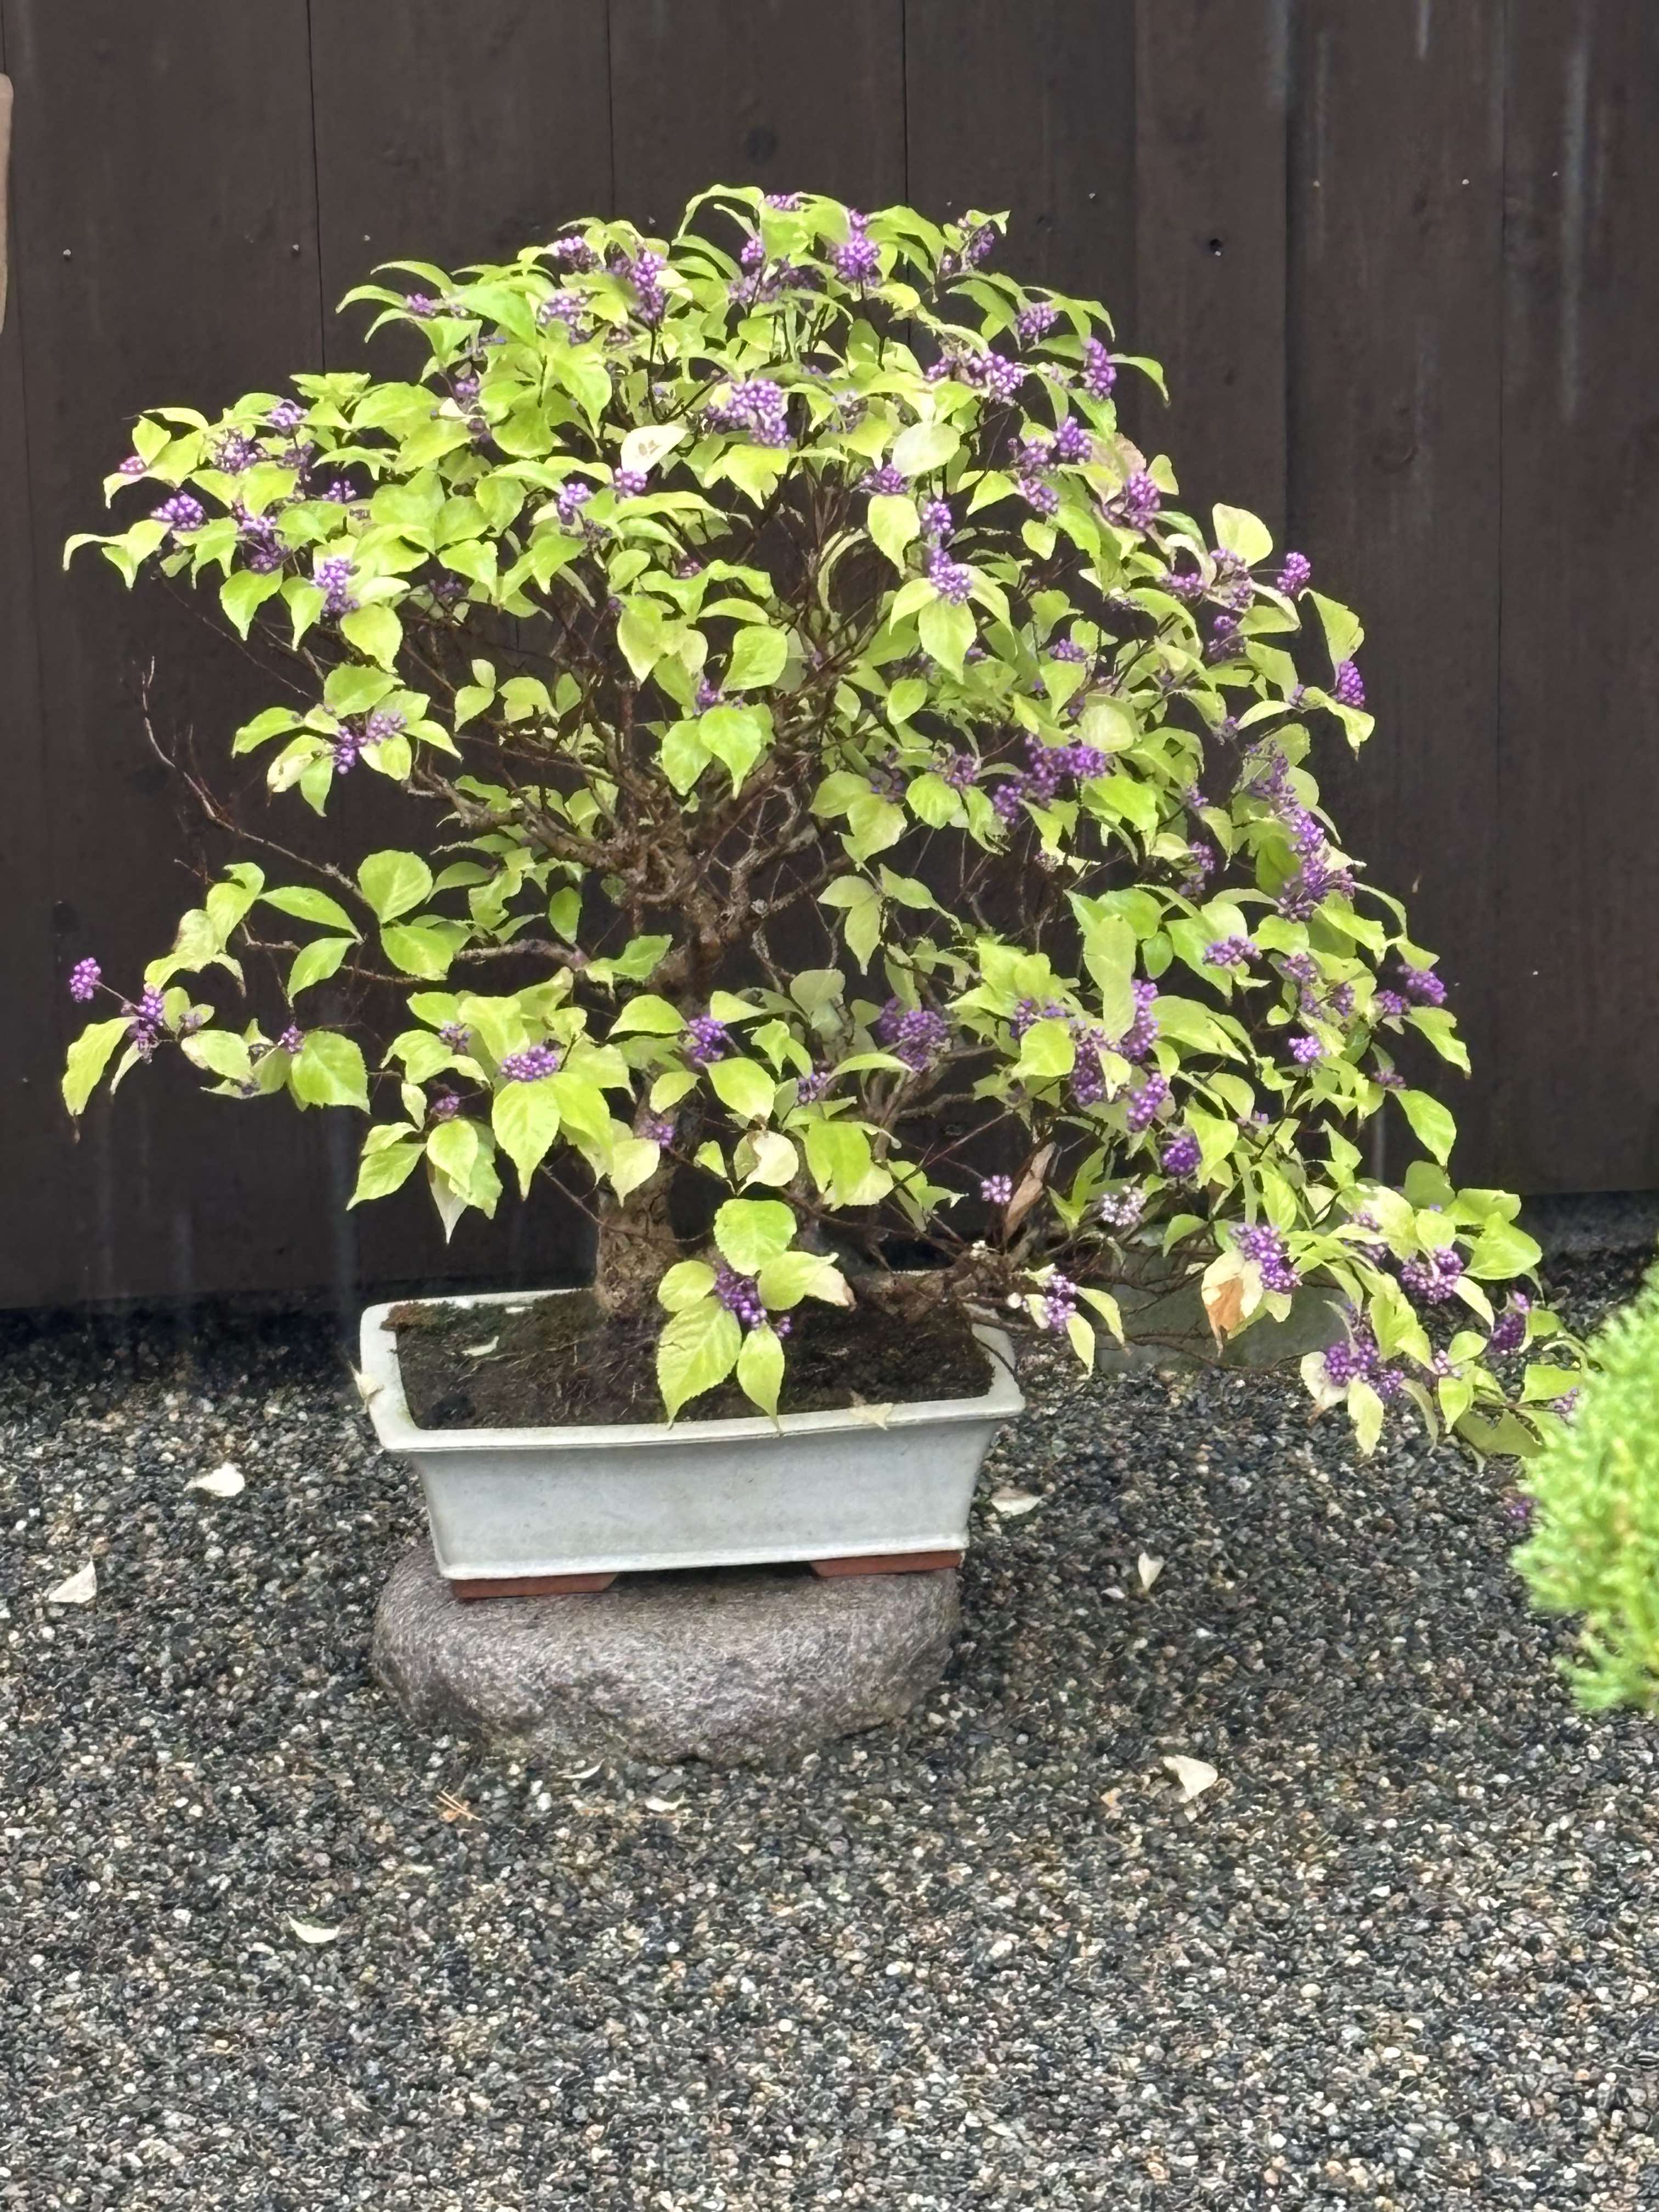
[
  {"x1": 612, "y1": 467, "x2": 648, "y2": 498},
  {"x1": 68, "y1": 957, "x2": 101, "y2": 1003},
  {"x1": 714, "y1": 1262, "x2": 766, "y2": 1329},
  {"x1": 861, "y1": 463, "x2": 906, "y2": 495},
  {"x1": 1487, "y1": 1293, "x2": 1531, "y2": 1356},
  {"x1": 499, "y1": 1045, "x2": 560, "y2": 1082},
  {"x1": 926, "y1": 548, "x2": 974, "y2": 605},
  {"x1": 1289, "y1": 1034, "x2": 1325, "y2": 1065},
  {"x1": 1331, "y1": 659, "x2": 1366, "y2": 708},
  {"x1": 1094, "y1": 1184, "x2": 1146, "y2": 1231},
  {"x1": 1277, "y1": 551, "x2": 1312, "y2": 595},
  {"x1": 313, "y1": 554, "x2": 357, "y2": 619},
  {"x1": 438, "y1": 1022, "x2": 471, "y2": 1051},
  {"x1": 548, "y1": 234, "x2": 600, "y2": 271},
  {"x1": 980, "y1": 1173, "x2": 1014, "y2": 1205},
  {"x1": 1125, "y1": 1070, "x2": 1169, "y2": 1132},
  {"x1": 1115, "y1": 979, "x2": 1161, "y2": 1063},
  {"x1": 427, "y1": 1091, "x2": 461, "y2": 1123},
  {"x1": 555, "y1": 478, "x2": 593, "y2": 528},
  {"x1": 1081, "y1": 337, "x2": 1117, "y2": 399},
  {"x1": 1398, "y1": 964, "x2": 1447, "y2": 1006},
  {"x1": 125, "y1": 985, "x2": 168, "y2": 1057},
  {"x1": 832, "y1": 211, "x2": 880, "y2": 285},
  {"x1": 1039, "y1": 1274, "x2": 1079, "y2": 1332},
  {"x1": 874, "y1": 998, "x2": 951, "y2": 1072},
  {"x1": 152, "y1": 494, "x2": 205, "y2": 534},
  {"x1": 642, "y1": 1114, "x2": 676, "y2": 1147},
  {"x1": 404, "y1": 292, "x2": 441, "y2": 318},
  {"x1": 1161, "y1": 1129, "x2": 1201, "y2": 1177},
  {"x1": 705, "y1": 377, "x2": 791, "y2": 448},
  {"x1": 684, "y1": 1014, "x2": 730, "y2": 1066},
  {"x1": 1322, "y1": 1323, "x2": 1402, "y2": 1398},
  {"x1": 1234, "y1": 1222, "x2": 1300, "y2": 1294},
  {"x1": 794, "y1": 1067, "x2": 832, "y2": 1104},
  {"x1": 1400, "y1": 1245, "x2": 1465, "y2": 1304},
  {"x1": 1203, "y1": 936, "x2": 1257, "y2": 969},
  {"x1": 1016, "y1": 300, "x2": 1059, "y2": 345},
  {"x1": 1110, "y1": 471, "x2": 1161, "y2": 529},
  {"x1": 920, "y1": 497, "x2": 954, "y2": 543}
]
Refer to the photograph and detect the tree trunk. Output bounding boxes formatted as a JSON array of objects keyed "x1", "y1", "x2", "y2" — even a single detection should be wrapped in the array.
[{"x1": 592, "y1": 1180, "x2": 684, "y2": 1322}]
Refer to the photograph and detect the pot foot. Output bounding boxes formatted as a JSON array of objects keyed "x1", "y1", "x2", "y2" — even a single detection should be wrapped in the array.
[
  {"x1": 451, "y1": 1571, "x2": 617, "y2": 1600},
  {"x1": 811, "y1": 1549, "x2": 963, "y2": 1578}
]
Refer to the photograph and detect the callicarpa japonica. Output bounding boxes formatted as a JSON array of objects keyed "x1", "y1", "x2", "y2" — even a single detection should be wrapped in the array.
[{"x1": 62, "y1": 185, "x2": 1582, "y2": 1440}]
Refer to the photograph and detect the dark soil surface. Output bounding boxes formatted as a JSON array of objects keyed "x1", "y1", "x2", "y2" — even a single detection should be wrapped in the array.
[{"x1": 391, "y1": 1285, "x2": 995, "y2": 1429}]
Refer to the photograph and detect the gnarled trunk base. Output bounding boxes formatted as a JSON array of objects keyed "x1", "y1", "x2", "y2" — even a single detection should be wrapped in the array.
[{"x1": 592, "y1": 1183, "x2": 684, "y2": 1322}]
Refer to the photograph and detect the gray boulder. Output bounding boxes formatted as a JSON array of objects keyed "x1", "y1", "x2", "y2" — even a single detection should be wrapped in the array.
[{"x1": 373, "y1": 1542, "x2": 959, "y2": 1769}]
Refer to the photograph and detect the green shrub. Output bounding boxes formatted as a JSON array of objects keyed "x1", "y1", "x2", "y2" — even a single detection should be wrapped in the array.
[{"x1": 1514, "y1": 1266, "x2": 1659, "y2": 1709}]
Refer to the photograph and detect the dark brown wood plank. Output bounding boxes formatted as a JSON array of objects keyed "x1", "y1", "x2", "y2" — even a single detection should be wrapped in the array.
[
  {"x1": 904, "y1": 1, "x2": 1136, "y2": 323},
  {"x1": 606, "y1": 0, "x2": 905, "y2": 227},
  {"x1": 311, "y1": 0, "x2": 614, "y2": 358},
  {"x1": 1286, "y1": 2, "x2": 1507, "y2": 1183},
  {"x1": 4, "y1": 0, "x2": 330, "y2": 1306},
  {"x1": 0, "y1": 9, "x2": 71, "y2": 1307},
  {"x1": 1497, "y1": 2, "x2": 1659, "y2": 1193},
  {"x1": 1133, "y1": 0, "x2": 1288, "y2": 537}
]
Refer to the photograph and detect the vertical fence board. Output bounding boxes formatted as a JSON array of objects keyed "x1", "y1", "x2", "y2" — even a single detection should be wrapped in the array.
[
  {"x1": 1287, "y1": 1, "x2": 1508, "y2": 1182},
  {"x1": 606, "y1": 0, "x2": 906, "y2": 225},
  {"x1": 304, "y1": 2, "x2": 617, "y2": 1297},
  {"x1": 904, "y1": 1, "x2": 1136, "y2": 321},
  {"x1": 1132, "y1": 0, "x2": 1288, "y2": 537},
  {"x1": 4, "y1": 0, "x2": 328, "y2": 1306},
  {"x1": 1497, "y1": 2, "x2": 1659, "y2": 1192},
  {"x1": 0, "y1": 7, "x2": 66, "y2": 1306},
  {"x1": 311, "y1": 0, "x2": 614, "y2": 348}
]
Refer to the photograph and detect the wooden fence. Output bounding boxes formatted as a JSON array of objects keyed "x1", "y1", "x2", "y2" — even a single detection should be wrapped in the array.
[{"x1": 1, "y1": 0, "x2": 1654, "y2": 1310}]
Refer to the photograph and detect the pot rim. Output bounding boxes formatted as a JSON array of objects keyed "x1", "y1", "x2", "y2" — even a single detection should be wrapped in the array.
[{"x1": 358, "y1": 1284, "x2": 1025, "y2": 1455}]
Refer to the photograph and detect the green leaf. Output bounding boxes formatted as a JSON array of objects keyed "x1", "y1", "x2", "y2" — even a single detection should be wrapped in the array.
[
  {"x1": 736, "y1": 1326, "x2": 785, "y2": 1417},
  {"x1": 289, "y1": 935, "x2": 353, "y2": 998},
  {"x1": 220, "y1": 569, "x2": 284, "y2": 639},
  {"x1": 1347, "y1": 1376, "x2": 1385, "y2": 1457},
  {"x1": 290, "y1": 1031, "x2": 369, "y2": 1110},
  {"x1": 1398, "y1": 1088, "x2": 1456, "y2": 1165},
  {"x1": 886, "y1": 676, "x2": 927, "y2": 723},
  {"x1": 608, "y1": 1136, "x2": 661, "y2": 1200},
  {"x1": 261, "y1": 885, "x2": 359, "y2": 936},
  {"x1": 1465, "y1": 1220, "x2": 1543, "y2": 1280},
  {"x1": 350, "y1": 1138, "x2": 423, "y2": 1205},
  {"x1": 610, "y1": 994, "x2": 687, "y2": 1037},
  {"x1": 712, "y1": 1197, "x2": 797, "y2": 1272},
  {"x1": 701, "y1": 704, "x2": 768, "y2": 788},
  {"x1": 427, "y1": 1115, "x2": 482, "y2": 1196},
  {"x1": 1308, "y1": 590, "x2": 1363, "y2": 665},
  {"x1": 616, "y1": 603, "x2": 663, "y2": 682},
  {"x1": 62, "y1": 1019, "x2": 132, "y2": 1114},
  {"x1": 180, "y1": 1030, "x2": 253, "y2": 1084},
  {"x1": 1211, "y1": 504, "x2": 1273, "y2": 566},
  {"x1": 491, "y1": 1079, "x2": 561, "y2": 1194},
  {"x1": 892, "y1": 420, "x2": 959, "y2": 476},
  {"x1": 380, "y1": 923, "x2": 456, "y2": 980},
  {"x1": 708, "y1": 1057, "x2": 777, "y2": 1124},
  {"x1": 358, "y1": 850, "x2": 433, "y2": 923},
  {"x1": 917, "y1": 595, "x2": 975, "y2": 678},
  {"x1": 754, "y1": 1250, "x2": 852, "y2": 1310},
  {"x1": 1018, "y1": 1018, "x2": 1075, "y2": 1081},
  {"x1": 867, "y1": 493, "x2": 920, "y2": 573},
  {"x1": 657, "y1": 1300, "x2": 743, "y2": 1418},
  {"x1": 340, "y1": 602, "x2": 402, "y2": 668},
  {"x1": 323, "y1": 664, "x2": 396, "y2": 716},
  {"x1": 725, "y1": 623, "x2": 789, "y2": 690}
]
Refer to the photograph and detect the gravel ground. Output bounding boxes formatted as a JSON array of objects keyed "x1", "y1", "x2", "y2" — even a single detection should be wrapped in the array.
[{"x1": 3, "y1": 1254, "x2": 1658, "y2": 2210}]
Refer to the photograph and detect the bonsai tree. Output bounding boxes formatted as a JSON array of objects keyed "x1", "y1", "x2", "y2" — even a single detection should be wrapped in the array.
[
  {"x1": 63, "y1": 185, "x2": 1580, "y2": 1437},
  {"x1": 1514, "y1": 1267, "x2": 1659, "y2": 1710}
]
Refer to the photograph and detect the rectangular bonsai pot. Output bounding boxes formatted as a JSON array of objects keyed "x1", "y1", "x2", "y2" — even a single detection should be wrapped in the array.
[{"x1": 358, "y1": 1288, "x2": 1024, "y2": 1584}]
